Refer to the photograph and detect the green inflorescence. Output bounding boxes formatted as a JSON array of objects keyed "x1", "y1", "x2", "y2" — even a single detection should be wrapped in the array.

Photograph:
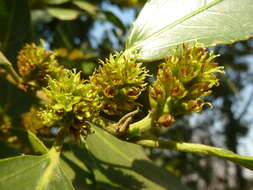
[
  {"x1": 38, "y1": 69, "x2": 101, "y2": 138},
  {"x1": 90, "y1": 52, "x2": 149, "y2": 115},
  {"x1": 17, "y1": 41, "x2": 63, "y2": 91},
  {"x1": 16, "y1": 42, "x2": 224, "y2": 139},
  {"x1": 149, "y1": 44, "x2": 224, "y2": 128}
]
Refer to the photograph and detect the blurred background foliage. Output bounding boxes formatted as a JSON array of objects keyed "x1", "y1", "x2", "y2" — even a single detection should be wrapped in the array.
[{"x1": 0, "y1": 0, "x2": 253, "y2": 189}]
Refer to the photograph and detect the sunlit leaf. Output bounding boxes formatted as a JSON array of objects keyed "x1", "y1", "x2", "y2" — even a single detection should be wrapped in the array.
[
  {"x1": 0, "y1": 51, "x2": 11, "y2": 65},
  {"x1": 73, "y1": 0, "x2": 98, "y2": 15},
  {"x1": 47, "y1": 8, "x2": 80, "y2": 20},
  {"x1": 0, "y1": 148, "x2": 74, "y2": 190},
  {"x1": 126, "y1": 0, "x2": 253, "y2": 61},
  {"x1": 46, "y1": 0, "x2": 71, "y2": 5},
  {"x1": 85, "y1": 125, "x2": 190, "y2": 190}
]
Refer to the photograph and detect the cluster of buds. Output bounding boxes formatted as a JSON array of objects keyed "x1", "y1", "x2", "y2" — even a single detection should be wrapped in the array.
[
  {"x1": 90, "y1": 52, "x2": 149, "y2": 115},
  {"x1": 17, "y1": 41, "x2": 63, "y2": 91},
  {"x1": 38, "y1": 69, "x2": 101, "y2": 139},
  {"x1": 149, "y1": 44, "x2": 224, "y2": 128}
]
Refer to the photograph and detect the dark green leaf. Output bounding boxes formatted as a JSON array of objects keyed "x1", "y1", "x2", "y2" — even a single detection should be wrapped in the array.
[
  {"x1": 101, "y1": 10, "x2": 126, "y2": 33},
  {"x1": 0, "y1": 0, "x2": 31, "y2": 59},
  {"x1": 85, "y1": 125, "x2": 190, "y2": 190},
  {"x1": 61, "y1": 147, "x2": 95, "y2": 190}
]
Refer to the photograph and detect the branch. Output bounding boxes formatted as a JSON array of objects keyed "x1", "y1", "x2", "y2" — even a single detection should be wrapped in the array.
[{"x1": 135, "y1": 138, "x2": 253, "y2": 171}]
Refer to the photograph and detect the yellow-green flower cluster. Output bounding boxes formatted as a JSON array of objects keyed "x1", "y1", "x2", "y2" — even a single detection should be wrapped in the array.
[
  {"x1": 17, "y1": 41, "x2": 63, "y2": 90},
  {"x1": 149, "y1": 44, "x2": 224, "y2": 127},
  {"x1": 38, "y1": 69, "x2": 101, "y2": 138},
  {"x1": 90, "y1": 52, "x2": 149, "y2": 115},
  {"x1": 0, "y1": 109, "x2": 17, "y2": 143}
]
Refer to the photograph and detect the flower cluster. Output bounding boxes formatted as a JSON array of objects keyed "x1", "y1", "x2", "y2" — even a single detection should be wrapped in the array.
[
  {"x1": 90, "y1": 52, "x2": 149, "y2": 115},
  {"x1": 0, "y1": 109, "x2": 17, "y2": 143},
  {"x1": 17, "y1": 41, "x2": 63, "y2": 91},
  {"x1": 38, "y1": 69, "x2": 101, "y2": 138},
  {"x1": 149, "y1": 44, "x2": 224, "y2": 128}
]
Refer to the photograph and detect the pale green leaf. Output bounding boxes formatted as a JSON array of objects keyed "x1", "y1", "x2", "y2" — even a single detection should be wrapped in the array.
[
  {"x1": 85, "y1": 125, "x2": 190, "y2": 190},
  {"x1": 46, "y1": 0, "x2": 71, "y2": 5},
  {"x1": 73, "y1": 0, "x2": 98, "y2": 15},
  {"x1": 126, "y1": 0, "x2": 253, "y2": 61},
  {"x1": 0, "y1": 51, "x2": 10, "y2": 65},
  {"x1": 0, "y1": 148, "x2": 74, "y2": 190},
  {"x1": 47, "y1": 8, "x2": 80, "y2": 20}
]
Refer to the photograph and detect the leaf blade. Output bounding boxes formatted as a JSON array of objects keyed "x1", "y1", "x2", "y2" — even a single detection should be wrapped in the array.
[
  {"x1": 85, "y1": 125, "x2": 190, "y2": 190},
  {"x1": 0, "y1": 148, "x2": 74, "y2": 190},
  {"x1": 126, "y1": 0, "x2": 253, "y2": 61}
]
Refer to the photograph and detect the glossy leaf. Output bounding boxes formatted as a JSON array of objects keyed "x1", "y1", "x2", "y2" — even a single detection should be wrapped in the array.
[
  {"x1": 85, "y1": 125, "x2": 190, "y2": 190},
  {"x1": 126, "y1": 0, "x2": 253, "y2": 61},
  {"x1": 47, "y1": 8, "x2": 80, "y2": 20},
  {"x1": 0, "y1": 148, "x2": 75, "y2": 190}
]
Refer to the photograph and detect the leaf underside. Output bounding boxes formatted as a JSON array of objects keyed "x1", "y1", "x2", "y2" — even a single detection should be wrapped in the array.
[{"x1": 126, "y1": 0, "x2": 253, "y2": 61}]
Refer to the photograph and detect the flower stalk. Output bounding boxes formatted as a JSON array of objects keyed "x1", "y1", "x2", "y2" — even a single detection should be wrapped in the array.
[{"x1": 134, "y1": 138, "x2": 253, "y2": 170}]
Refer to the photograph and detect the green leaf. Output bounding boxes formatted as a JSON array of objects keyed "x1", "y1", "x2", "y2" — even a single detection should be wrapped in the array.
[
  {"x1": 7, "y1": 129, "x2": 48, "y2": 155},
  {"x1": 102, "y1": 10, "x2": 126, "y2": 33},
  {"x1": 0, "y1": 51, "x2": 11, "y2": 65},
  {"x1": 61, "y1": 147, "x2": 94, "y2": 189},
  {"x1": 47, "y1": 8, "x2": 80, "y2": 20},
  {"x1": 85, "y1": 125, "x2": 190, "y2": 190},
  {"x1": 73, "y1": 0, "x2": 98, "y2": 15},
  {"x1": 27, "y1": 130, "x2": 48, "y2": 154},
  {"x1": 46, "y1": 0, "x2": 71, "y2": 5},
  {"x1": 0, "y1": 147, "x2": 75, "y2": 190},
  {"x1": 0, "y1": 0, "x2": 31, "y2": 58},
  {"x1": 126, "y1": 0, "x2": 253, "y2": 61}
]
